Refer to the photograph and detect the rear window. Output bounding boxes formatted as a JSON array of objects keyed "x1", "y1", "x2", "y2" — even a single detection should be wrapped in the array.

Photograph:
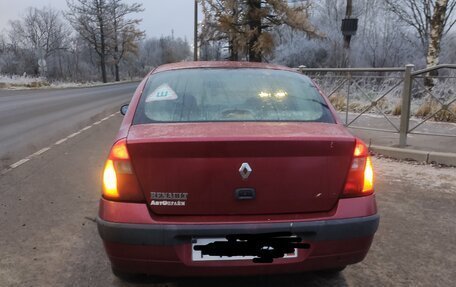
[{"x1": 133, "y1": 68, "x2": 334, "y2": 124}]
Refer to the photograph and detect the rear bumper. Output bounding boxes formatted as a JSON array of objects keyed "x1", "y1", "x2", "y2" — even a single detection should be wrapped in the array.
[
  {"x1": 97, "y1": 214, "x2": 379, "y2": 245},
  {"x1": 97, "y1": 195, "x2": 379, "y2": 276},
  {"x1": 104, "y1": 237, "x2": 374, "y2": 277}
]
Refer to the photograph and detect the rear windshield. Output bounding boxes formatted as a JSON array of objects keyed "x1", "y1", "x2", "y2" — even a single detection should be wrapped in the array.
[{"x1": 133, "y1": 68, "x2": 334, "y2": 124}]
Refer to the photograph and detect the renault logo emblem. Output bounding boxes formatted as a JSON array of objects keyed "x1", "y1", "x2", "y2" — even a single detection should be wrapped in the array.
[{"x1": 239, "y1": 163, "x2": 252, "y2": 180}]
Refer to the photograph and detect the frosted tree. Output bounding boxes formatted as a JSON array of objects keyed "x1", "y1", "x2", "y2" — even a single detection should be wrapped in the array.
[
  {"x1": 8, "y1": 6, "x2": 70, "y2": 73},
  {"x1": 201, "y1": 0, "x2": 245, "y2": 60},
  {"x1": 426, "y1": 0, "x2": 452, "y2": 70},
  {"x1": 385, "y1": 0, "x2": 456, "y2": 71},
  {"x1": 309, "y1": 0, "x2": 347, "y2": 67},
  {"x1": 201, "y1": 0, "x2": 319, "y2": 62},
  {"x1": 66, "y1": 0, "x2": 111, "y2": 83},
  {"x1": 107, "y1": 0, "x2": 144, "y2": 81},
  {"x1": 354, "y1": 0, "x2": 414, "y2": 67},
  {"x1": 272, "y1": 0, "x2": 421, "y2": 68},
  {"x1": 139, "y1": 36, "x2": 191, "y2": 70}
]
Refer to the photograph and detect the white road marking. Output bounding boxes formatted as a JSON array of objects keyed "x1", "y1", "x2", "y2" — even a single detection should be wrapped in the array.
[
  {"x1": 33, "y1": 147, "x2": 51, "y2": 156},
  {"x1": 55, "y1": 138, "x2": 67, "y2": 145},
  {"x1": 67, "y1": 132, "x2": 80, "y2": 138},
  {"x1": 0, "y1": 168, "x2": 12, "y2": 175},
  {"x1": 10, "y1": 158, "x2": 30, "y2": 169},
  {"x1": 0, "y1": 111, "x2": 120, "y2": 175}
]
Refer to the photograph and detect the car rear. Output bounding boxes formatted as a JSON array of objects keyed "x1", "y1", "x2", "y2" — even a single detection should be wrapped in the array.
[{"x1": 97, "y1": 62, "x2": 379, "y2": 277}]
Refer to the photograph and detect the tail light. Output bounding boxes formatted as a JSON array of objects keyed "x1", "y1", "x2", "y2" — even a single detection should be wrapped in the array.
[
  {"x1": 102, "y1": 138, "x2": 145, "y2": 202},
  {"x1": 341, "y1": 139, "x2": 374, "y2": 197}
]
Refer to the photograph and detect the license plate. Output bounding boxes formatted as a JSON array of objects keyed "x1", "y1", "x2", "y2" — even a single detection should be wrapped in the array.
[{"x1": 191, "y1": 237, "x2": 298, "y2": 262}]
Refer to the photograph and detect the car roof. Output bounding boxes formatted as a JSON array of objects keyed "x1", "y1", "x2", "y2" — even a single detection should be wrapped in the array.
[{"x1": 151, "y1": 61, "x2": 298, "y2": 74}]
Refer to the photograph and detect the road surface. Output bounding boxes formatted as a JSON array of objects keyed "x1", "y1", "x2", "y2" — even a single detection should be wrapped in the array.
[
  {"x1": 0, "y1": 83, "x2": 138, "y2": 169},
  {"x1": 0, "y1": 85, "x2": 455, "y2": 286}
]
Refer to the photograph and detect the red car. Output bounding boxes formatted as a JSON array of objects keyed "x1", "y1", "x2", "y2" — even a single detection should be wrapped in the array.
[{"x1": 97, "y1": 61, "x2": 379, "y2": 279}]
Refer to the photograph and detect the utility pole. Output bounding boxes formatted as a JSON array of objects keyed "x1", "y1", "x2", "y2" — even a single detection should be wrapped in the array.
[
  {"x1": 341, "y1": 0, "x2": 358, "y2": 67},
  {"x1": 344, "y1": 0, "x2": 353, "y2": 49},
  {"x1": 194, "y1": 0, "x2": 198, "y2": 61}
]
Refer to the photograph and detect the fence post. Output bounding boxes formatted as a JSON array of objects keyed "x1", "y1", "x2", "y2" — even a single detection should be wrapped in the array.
[
  {"x1": 399, "y1": 64, "x2": 414, "y2": 147},
  {"x1": 346, "y1": 72, "x2": 351, "y2": 125}
]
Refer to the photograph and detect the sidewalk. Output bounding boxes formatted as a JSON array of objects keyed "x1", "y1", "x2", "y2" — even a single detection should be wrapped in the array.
[
  {"x1": 349, "y1": 128, "x2": 456, "y2": 166},
  {"x1": 332, "y1": 112, "x2": 456, "y2": 166}
]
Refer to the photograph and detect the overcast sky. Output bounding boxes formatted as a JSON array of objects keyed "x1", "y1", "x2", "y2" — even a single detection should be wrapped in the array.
[{"x1": 0, "y1": 0, "x2": 201, "y2": 42}]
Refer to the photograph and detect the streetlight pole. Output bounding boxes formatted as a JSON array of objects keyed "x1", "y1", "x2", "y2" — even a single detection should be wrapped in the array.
[{"x1": 194, "y1": 0, "x2": 198, "y2": 61}]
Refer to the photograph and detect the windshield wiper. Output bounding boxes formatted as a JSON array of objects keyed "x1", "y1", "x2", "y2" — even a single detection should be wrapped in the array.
[{"x1": 297, "y1": 98, "x2": 330, "y2": 110}]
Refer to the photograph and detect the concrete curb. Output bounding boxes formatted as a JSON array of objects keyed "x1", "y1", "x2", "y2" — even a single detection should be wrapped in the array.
[{"x1": 369, "y1": 145, "x2": 456, "y2": 167}]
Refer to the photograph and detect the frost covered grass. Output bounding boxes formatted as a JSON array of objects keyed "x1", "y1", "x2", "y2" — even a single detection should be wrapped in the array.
[
  {"x1": 0, "y1": 74, "x2": 48, "y2": 88},
  {"x1": 47, "y1": 79, "x2": 138, "y2": 89},
  {"x1": 0, "y1": 74, "x2": 139, "y2": 90},
  {"x1": 373, "y1": 156, "x2": 456, "y2": 194},
  {"x1": 311, "y1": 71, "x2": 456, "y2": 123},
  {"x1": 415, "y1": 99, "x2": 456, "y2": 122}
]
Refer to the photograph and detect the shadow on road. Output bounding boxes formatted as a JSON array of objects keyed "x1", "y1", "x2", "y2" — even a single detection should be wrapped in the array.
[{"x1": 112, "y1": 272, "x2": 348, "y2": 287}]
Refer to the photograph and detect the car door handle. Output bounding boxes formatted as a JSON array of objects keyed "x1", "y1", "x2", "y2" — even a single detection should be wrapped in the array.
[{"x1": 235, "y1": 188, "x2": 256, "y2": 200}]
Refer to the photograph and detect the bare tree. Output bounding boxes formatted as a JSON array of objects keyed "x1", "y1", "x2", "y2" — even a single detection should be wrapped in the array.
[
  {"x1": 357, "y1": 0, "x2": 411, "y2": 67},
  {"x1": 272, "y1": 0, "x2": 420, "y2": 68},
  {"x1": 427, "y1": 0, "x2": 451, "y2": 69},
  {"x1": 311, "y1": 0, "x2": 347, "y2": 67},
  {"x1": 107, "y1": 0, "x2": 144, "y2": 81},
  {"x1": 139, "y1": 36, "x2": 191, "y2": 71},
  {"x1": 0, "y1": 33, "x2": 6, "y2": 53},
  {"x1": 200, "y1": 41, "x2": 223, "y2": 61},
  {"x1": 385, "y1": 0, "x2": 456, "y2": 69},
  {"x1": 8, "y1": 7, "x2": 70, "y2": 70},
  {"x1": 66, "y1": 0, "x2": 111, "y2": 83}
]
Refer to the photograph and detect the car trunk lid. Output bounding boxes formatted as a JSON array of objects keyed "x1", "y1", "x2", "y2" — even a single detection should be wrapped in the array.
[{"x1": 127, "y1": 122, "x2": 355, "y2": 216}]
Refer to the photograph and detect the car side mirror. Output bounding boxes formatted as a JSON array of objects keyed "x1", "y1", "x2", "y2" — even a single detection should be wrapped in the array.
[{"x1": 120, "y1": 104, "x2": 129, "y2": 116}]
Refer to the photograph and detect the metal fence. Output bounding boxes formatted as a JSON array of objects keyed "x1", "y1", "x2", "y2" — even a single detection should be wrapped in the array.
[{"x1": 299, "y1": 64, "x2": 456, "y2": 147}]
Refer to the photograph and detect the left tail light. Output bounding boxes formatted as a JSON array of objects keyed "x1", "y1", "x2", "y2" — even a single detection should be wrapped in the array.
[{"x1": 102, "y1": 138, "x2": 145, "y2": 202}]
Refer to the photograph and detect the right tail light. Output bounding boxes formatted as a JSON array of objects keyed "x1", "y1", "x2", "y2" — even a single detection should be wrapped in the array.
[{"x1": 341, "y1": 139, "x2": 374, "y2": 197}]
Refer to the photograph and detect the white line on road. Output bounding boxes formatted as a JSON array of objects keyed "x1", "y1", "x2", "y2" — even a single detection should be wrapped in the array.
[
  {"x1": 33, "y1": 147, "x2": 51, "y2": 156},
  {"x1": 54, "y1": 138, "x2": 67, "y2": 145},
  {"x1": 67, "y1": 132, "x2": 81, "y2": 138},
  {"x1": 0, "y1": 111, "x2": 120, "y2": 176},
  {"x1": 10, "y1": 158, "x2": 30, "y2": 169}
]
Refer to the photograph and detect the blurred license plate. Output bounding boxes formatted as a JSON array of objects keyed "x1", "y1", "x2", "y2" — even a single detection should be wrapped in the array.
[{"x1": 191, "y1": 237, "x2": 298, "y2": 261}]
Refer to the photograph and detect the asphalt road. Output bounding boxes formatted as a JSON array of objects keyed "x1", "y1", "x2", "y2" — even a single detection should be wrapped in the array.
[
  {"x1": 0, "y1": 87, "x2": 455, "y2": 286},
  {"x1": 0, "y1": 83, "x2": 138, "y2": 169}
]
